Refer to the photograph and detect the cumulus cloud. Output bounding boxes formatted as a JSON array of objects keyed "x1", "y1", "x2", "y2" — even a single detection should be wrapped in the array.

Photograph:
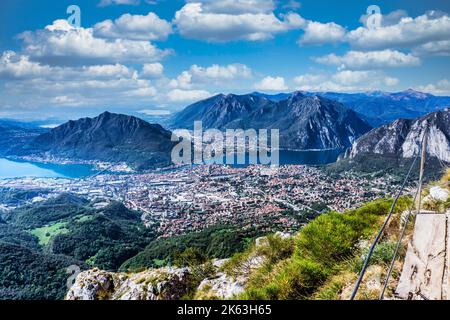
[
  {"x1": 141, "y1": 63, "x2": 164, "y2": 78},
  {"x1": 173, "y1": 3, "x2": 304, "y2": 42},
  {"x1": 18, "y1": 20, "x2": 171, "y2": 66},
  {"x1": 190, "y1": 63, "x2": 252, "y2": 81},
  {"x1": 299, "y1": 21, "x2": 346, "y2": 45},
  {"x1": 254, "y1": 76, "x2": 288, "y2": 91},
  {"x1": 0, "y1": 51, "x2": 138, "y2": 81},
  {"x1": 169, "y1": 63, "x2": 252, "y2": 89},
  {"x1": 314, "y1": 50, "x2": 421, "y2": 70},
  {"x1": 347, "y1": 11, "x2": 450, "y2": 50},
  {"x1": 93, "y1": 12, "x2": 173, "y2": 41},
  {"x1": 0, "y1": 50, "x2": 161, "y2": 112},
  {"x1": 413, "y1": 40, "x2": 450, "y2": 56},
  {"x1": 83, "y1": 64, "x2": 136, "y2": 78},
  {"x1": 167, "y1": 89, "x2": 212, "y2": 102},
  {"x1": 0, "y1": 51, "x2": 51, "y2": 79},
  {"x1": 293, "y1": 70, "x2": 399, "y2": 92},
  {"x1": 297, "y1": 11, "x2": 450, "y2": 51},
  {"x1": 416, "y1": 79, "x2": 450, "y2": 95},
  {"x1": 186, "y1": 0, "x2": 276, "y2": 14}
]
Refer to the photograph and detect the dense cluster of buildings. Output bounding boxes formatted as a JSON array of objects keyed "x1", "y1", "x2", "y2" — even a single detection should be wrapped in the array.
[{"x1": 0, "y1": 165, "x2": 398, "y2": 237}]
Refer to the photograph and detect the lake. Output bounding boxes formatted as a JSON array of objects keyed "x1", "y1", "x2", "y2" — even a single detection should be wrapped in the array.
[
  {"x1": 0, "y1": 150, "x2": 342, "y2": 179},
  {"x1": 0, "y1": 158, "x2": 97, "y2": 179},
  {"x1": 203, "y1": 149, "x2": 343, "y2": 167}
]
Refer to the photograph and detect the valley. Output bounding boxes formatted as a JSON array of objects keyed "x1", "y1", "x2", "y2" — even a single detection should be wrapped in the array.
[{"x1": 0, "y1": 89, "x2": 449, "y2": 301}]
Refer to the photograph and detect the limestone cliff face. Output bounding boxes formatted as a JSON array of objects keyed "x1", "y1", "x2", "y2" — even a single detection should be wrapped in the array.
[
  {"x1": 348, "y1": 109, "x2": 450, "y2": 163},
  {"x1": 66, "y1": 267, "x2": 191, "y2": 300}
]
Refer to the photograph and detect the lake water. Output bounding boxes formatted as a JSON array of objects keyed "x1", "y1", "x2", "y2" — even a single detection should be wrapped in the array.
[
  {"x1": 204, "y1": 149, "x2": 343, "y2": 167},
  {"x1": 0, "y1": 158, "x2": 97, "y2": 179},
  {"x1": 0, "y1": 150, "x2": 342, "y2": 179}
]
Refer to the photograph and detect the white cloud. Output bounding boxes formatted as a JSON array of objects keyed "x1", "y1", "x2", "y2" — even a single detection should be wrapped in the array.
[
  {"x1": 50, "y1": 95, "x2": 82, "y2": 106},
  {"x1": 413, "y1": 40, "x2": 450, "y2": 56},
  {"x1": 169, "y1": 63, "x2": 252, "y2": 89},
  {"x1": 186, "y1": 0, "x2": 276, "y2": 14},
  {"x1": 83, "y1": 64, "x2": 135, "y2": 78},
  {"x1": 314, "y1": 50, "x2": 421, "y2": 70},
  {"x1": 384, "y1": 77, "x2": 399, "y2": 86},
  {"x1": 296, "y1": 11, "x2": 450, "y2": 51},
  {"x1": 0, "y1": 51, "x2": 138, "y2": 82},
  {"x1": 174, "y1": 3, "x2": 304, "y2": 42},
  {"x1": 167, "y1": 89, "x2": 212, "y2": 102},
  {"x1": 293, "y1": 71, "x2": 399, "y2": 92},
  {"x1": 126, "y1": 86, "x2": 157, "y2": 97},
  {"x1": 0, "y1": 50, "x2": 161, "y2": 111},
  {"x1": 416, "y1": 79, "x2": 450, "y2": 95},
  {"x1": 190, "y1": 63, "x2": 252, "y2": 81},
  {"x1": 299, "y1": 21, "x2": 346, "y2": 45},
  {"x1": 0, "y1": 51, "x2": 51, "y2": 79},
  {"x1": 93, "y1": 12, "x2": 173, "y2": 41},
  {"x1": 254, "y1": 76, "x2": 288, "y2": 91},
  {"x1": 141, "y1": 63, "x2": 164, "y2": 78},
  {"x1": 331, "y1": 70, "x2": 371, "y2": 85},
  {"x1": 347, "y1": 11, "x2": 450, "y2": 50},
  {"x1": 19, "y1": 20, "x2": 171, "y2": 66},
  {"x1": 98, "y1": 0, "x2": 140, "y2": 7},
  {"x1": 169, "y1": 71, "x2": 193, "y2": 89}
]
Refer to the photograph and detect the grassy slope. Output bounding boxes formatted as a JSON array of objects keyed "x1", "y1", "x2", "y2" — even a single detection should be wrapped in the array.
[{"x1": 221, "y1": 197, "x2": 412, "y2": 300}]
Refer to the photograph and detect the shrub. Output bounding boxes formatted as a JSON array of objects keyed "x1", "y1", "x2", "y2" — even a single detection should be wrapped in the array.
[{"x1": 354, "y1": 241, "x2": 397, "y2": 272}]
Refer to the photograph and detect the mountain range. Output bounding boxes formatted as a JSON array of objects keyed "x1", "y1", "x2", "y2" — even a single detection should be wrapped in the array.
[
  {"x1": 171, "y1": 92, "x2": 372, "y2": 150},
  {"x1": 18, "y1": 112, "x2": 175, "y2": 170},
  {"x1": 317, "y1": 89, "x2": 450, "y2": 127},
  {"x1": 252, "y1": 89, "x2": 450, "y2": 127},
  {"x1": 1, "y1": 89, "x2": 449, "y2": 169}
]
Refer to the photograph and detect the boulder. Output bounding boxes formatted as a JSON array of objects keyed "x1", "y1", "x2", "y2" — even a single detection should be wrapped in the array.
[
  {"x1": 429, "y1": 186, "x2": 449, "y2": 202},
  {"x1": 66, "y1": 267, "x2": 191, "y2": 300}
]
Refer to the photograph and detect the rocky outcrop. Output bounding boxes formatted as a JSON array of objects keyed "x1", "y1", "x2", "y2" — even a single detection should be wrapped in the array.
[
  {"x1": 429, "y1": 186, "x2": 450, "y2": 202},
  {"x1": 195, "y1": 259, "x2": 246, "y2": 300},
  {"x1": 66, "y1": 267, "x2": 191, "y2": 300},
  {"x1": 396, "y1": 213, "x2": 449, "y2": 300},
  {"x1": 348, "y1": 109, "x2": 450, "y2": 163}
]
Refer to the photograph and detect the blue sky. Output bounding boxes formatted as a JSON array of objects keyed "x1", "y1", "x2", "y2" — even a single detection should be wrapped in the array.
[{"x1": 0, "y1": 0, "x2": 450, "y2": 120}]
